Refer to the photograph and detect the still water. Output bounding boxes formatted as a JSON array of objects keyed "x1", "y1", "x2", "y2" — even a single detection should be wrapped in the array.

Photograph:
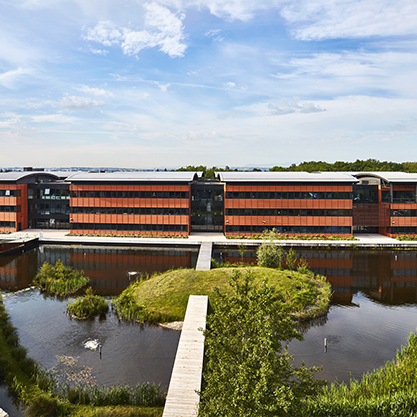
[
  {"x1": 0, "y1": 244, "x2": 198, "y2": 417},
  {"x1": 2, "y1": 244, "x2": 417, "y2": 416},
  {"x1": 213, "y1": 247, "x2": 417, "y2": 382}
]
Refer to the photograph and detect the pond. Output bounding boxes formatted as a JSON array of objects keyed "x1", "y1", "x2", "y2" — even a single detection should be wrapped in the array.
[
  {"x1": 0, "y1": 244, "x2": 198, "y2": 417},
  {"x1": 213, "y1": 246, "x2": 417, "y2": 382},
  {"x1": 2, "y1": 244, "x2": 417, "y2": 416}
]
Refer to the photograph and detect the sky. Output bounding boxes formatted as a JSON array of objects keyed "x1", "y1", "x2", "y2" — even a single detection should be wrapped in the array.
[{"x1": 1, "y1": 0, "x2": 417, "y2": 169}]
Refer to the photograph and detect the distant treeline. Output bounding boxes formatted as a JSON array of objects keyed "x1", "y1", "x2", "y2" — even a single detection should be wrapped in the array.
[
  {"x1": 270, "y1": 159, "x2": 417, "y2": 173},
  {"x1": 176, "y1": 160, "x2": 417, "y2": 178}
]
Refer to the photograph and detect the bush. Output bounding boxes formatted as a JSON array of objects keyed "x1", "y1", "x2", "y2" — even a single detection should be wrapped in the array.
[
  {"x1": 33, "y1": 260, "x2": 90, "y2": 295},
  {"x1": 67, "y1": 288, "x2": 109, "y2": 319},
  {"x1": 25, "y1": 395, "x2": 58, "y2": 417},
  {"x1": 256, "y1": 231, "x2": 283, "y2": 269}
]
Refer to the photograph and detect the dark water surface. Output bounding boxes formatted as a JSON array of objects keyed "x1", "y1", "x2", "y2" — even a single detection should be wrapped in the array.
[
  {"x1": 2, "y1": 244, "x2": 417, "y2": 416},
  {"x1": 0, "y1": 244, "x2": 197, "y2": 416},
  {"x1": 213, "y1": 246, "x2": 417, "y2": 382}
]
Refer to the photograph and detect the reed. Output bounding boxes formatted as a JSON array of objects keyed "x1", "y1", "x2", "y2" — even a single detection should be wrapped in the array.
[
  {"x1": 302, "y1": 332, "x2": 417, "y2": 416},
  {"x1": 67, "y1": 287, "x2": 109, "y2": 319},
  {"x1": 61, "y1": 382, "x2": 165, "y2": 407},
  {"x1": 33, "y1": 259, "x2": 90, "y2": 295}
]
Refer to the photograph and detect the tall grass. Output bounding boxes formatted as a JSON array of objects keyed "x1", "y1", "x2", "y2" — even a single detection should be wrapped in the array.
[
  {"x1": 61, "y1": 382, "x2": 165, "y2": 407},
  {"x1": 301, "y1": 332, "x2": 417, "y2": 416},
  {"x1": 67, "y1": 287, "x2": 109, "y2": 319},
  {"x1": 33, "y1": 259, "x2": 90, "y2": 295}
]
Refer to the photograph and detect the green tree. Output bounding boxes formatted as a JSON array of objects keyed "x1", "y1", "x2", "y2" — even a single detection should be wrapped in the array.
[
  {"x1": 199, "y1": 270, "x2": 322, "y2": 417},
  {"x1": 286, "y1": 248, "x2": 298, "y2": 271}
]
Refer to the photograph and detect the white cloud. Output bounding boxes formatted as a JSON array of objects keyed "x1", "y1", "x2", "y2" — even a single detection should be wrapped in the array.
[
  {"x1": 31, "y1": 114, "x2": 76, "y2": 123},
  {"x1": 84, "y1": 2, "x2": 187, "y2": 58},
  {"x1": 55, "y1": 96, "x2": 106, "y2": 111},
  {"x1": 205, "y1": 29, "x2": 223, "y2": 42},
  {"x1": 0, "y1": 67, "x2": 31, "y2": 88},
  {"x1": 280, "y1": 0, "x2": 417, "y2": 40},
  {"x1": 75, "y1": 85, "x2": 114, "y2": 97},
  {"x1": 269, "y1": 49, "x2": 417, "y2": 98},
  {"x1": 0, "y1": 113, "x2": 21, "y2": 129},
  {"x1": 267, "y1": 98, "x2": 325, "y2": 115},
  {"x1": 154, "y1": 82, "x2": 171, "y2": 92}
]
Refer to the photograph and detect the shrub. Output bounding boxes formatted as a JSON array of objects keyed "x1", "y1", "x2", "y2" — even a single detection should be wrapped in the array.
[
  {"x1": 33, "y1": 260, "x2": 90, "y2": 295},
  {"x1": 25, "y1": 394, "x2": 58, "y2": 417},
  {"x1": 67, "y1": 287, "x2": 109, "y2": 319},
  {"x1": 256, "y1": 230, "x2": 283, "y2": 268}
]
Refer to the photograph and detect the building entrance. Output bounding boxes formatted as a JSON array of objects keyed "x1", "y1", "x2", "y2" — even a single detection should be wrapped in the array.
[{"x1": 191, "y1": 181, "x2": 224, "y2": 232}]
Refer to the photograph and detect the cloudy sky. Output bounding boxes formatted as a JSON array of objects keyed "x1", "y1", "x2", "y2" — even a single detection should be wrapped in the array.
[{"x1": 1, "y1": 0, "x2": 417, "y2": 169}]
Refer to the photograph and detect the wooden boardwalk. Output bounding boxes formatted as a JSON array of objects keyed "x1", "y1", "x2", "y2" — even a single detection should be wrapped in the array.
[
  {"x1": 195, "y1": 242, "x2": 212, "y2": 271},
  {"x1": 162, "y1": 295, "x2": 208, "y2": 417},
  {"x1": 0, "y1": 407, "x2": 9, "y2": 417}
]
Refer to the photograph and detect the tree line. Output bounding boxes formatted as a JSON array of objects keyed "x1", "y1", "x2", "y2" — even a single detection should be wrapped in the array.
[{"x1": 177, "y1": 159, "x2": 417, "y2": 177}]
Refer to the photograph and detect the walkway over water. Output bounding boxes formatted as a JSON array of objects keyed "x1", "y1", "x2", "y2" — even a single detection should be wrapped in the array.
[
  {"x1": 163, "y1": 295, "x2": 208, "y2": 417},
  {"x1": 195, "y1": 242, "x2": 213, "y2": 271},
  {"x1": 0, "y1": 407, "x2": 8, "y2": 416}
]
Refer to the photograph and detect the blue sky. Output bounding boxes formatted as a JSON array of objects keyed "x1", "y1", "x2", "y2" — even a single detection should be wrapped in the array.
[{"x1": 1, "y1": 0, "x2": 417, "y2": 169}]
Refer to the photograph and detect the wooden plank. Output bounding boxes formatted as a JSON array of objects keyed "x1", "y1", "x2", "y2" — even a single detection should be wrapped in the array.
[{"x1": 163, "y1": 295, "x2": 208, "y2": 417}]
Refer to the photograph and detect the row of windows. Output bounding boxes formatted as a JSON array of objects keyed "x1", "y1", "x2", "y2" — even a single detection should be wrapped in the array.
[
  {"x1": 0, "y1": 221, "x2": 15, "y2": 228},
  {"x1": 225, "y1": 191, "x2": 352, "y2": 200},
  {"x1": 71, "y1": 223, "x2": 188, "y2": 232},
  {"x1": 0, "y1": 206, "x2": 19, "y2": 213},
  {"x1": 391, "y1": 227, "x2": 417, "y2": 235},
  {"x1": 29, "y1": 203, "x2": 70, "y2": 215},
  {"x1": 393, "y1": 191, "x2": 416, "y2": 203},
  {"x1": 0, "y1": 190, "x2": 20, "y2": 197},
  {"x1": 71, "y1": 207, "x2": 189, "y2": 215},
  {"x1": 70, "y1": 191, "x2": 189, "y2": 199},
  {"x1": 391, "y1": 209, "x2": 417, "y2": 217},
  {"x1": 28, "y1": 188, "x2": 71, "y2": 199},
  {"x1": 225, "y1": 225, "x2": 352, "y2": 234},
  {"x1": 225, "y1": 208, "x2": 352, "y2": 217}
]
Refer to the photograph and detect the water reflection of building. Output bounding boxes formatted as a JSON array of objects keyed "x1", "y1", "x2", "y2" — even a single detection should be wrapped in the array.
[
  {"x1": 214, "y1": 248, "x2": 417, "y2": 306},
  {"x1": 0, "y1": 245, "x2": 198, "y2": 295}
]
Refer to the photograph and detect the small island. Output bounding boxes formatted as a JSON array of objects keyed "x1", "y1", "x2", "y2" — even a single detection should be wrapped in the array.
[{"x1": 113, "y1": 265, "x2": 332, "y2": 324}]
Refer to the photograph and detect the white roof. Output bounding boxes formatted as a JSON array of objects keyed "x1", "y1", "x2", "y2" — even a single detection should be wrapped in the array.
[
  {"x1": 353, "y1": 172, "x2": 417, "y2": 183},
  {"x1": 0, "y1": 171, "x2": 60, "y2": 182},
  {"x1": 69, "y1": 171, "x2": 201, "y2": 182},
  {"x1": 217, "y1": 171, "x2": 358, "y2": 183}
]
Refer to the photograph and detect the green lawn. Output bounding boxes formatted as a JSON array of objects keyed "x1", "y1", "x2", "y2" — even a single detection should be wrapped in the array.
[{"x1": 113, "y1": 267, "x2": 331, "y2": 323}]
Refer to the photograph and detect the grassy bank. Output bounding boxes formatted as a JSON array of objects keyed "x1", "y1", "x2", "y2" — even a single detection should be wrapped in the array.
[{"x1": 113, "y1": 267, "x2": 332, "y2": 323}]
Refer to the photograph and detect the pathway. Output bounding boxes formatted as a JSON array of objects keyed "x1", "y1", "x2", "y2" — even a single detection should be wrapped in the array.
[
  {"x1": 195, "y1": 242, "x2": 213, "y2": 271},
  {"x1": 162, "y1": 295, "x2": 208, "y2": 417}
]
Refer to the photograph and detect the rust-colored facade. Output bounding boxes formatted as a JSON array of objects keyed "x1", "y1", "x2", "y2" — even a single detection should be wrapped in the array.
[
  {"x1": 220, "y1": 172, "x2": 355, "y2": 237},
  {"x1": 68, "y1": 172, "x2": 197, "y2": 236},
  {"x1": 3, "y1": 170, "x2": 417, "y2": 238}
]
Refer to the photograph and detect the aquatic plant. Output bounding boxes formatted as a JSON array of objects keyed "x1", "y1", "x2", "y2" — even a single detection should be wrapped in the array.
[
  {"x1": 33, "y1": 259, "x2": 90, "y2": 295},
  {"x1": 61, "y1": 382, "x2": 165, "y2": 407},
  {"x1": 67, "y1": 287, "x2": 109, "y2": 319}
]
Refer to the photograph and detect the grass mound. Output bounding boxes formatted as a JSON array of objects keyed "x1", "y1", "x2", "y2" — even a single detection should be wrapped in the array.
[
  {"x1": 33, "y1": 260, "x2": 90, "y2": 295},
  {"x1": 113, "y1": 267, "x2": 331, "y2": 323},
  {"x1": 67, "y1": 287, "x2": 109, "y2": 319}
]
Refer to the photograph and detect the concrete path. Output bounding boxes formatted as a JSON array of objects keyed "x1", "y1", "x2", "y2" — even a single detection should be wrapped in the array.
[
  {"x1": 2, "y1": 229, "x2": 417, "y2": 248},
  {"x1": 163, "y1": 295, "x2": 208, "y2": 417},
  {"x1": 195, "y1": 242, "x2": 213, "y2": 271}
]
